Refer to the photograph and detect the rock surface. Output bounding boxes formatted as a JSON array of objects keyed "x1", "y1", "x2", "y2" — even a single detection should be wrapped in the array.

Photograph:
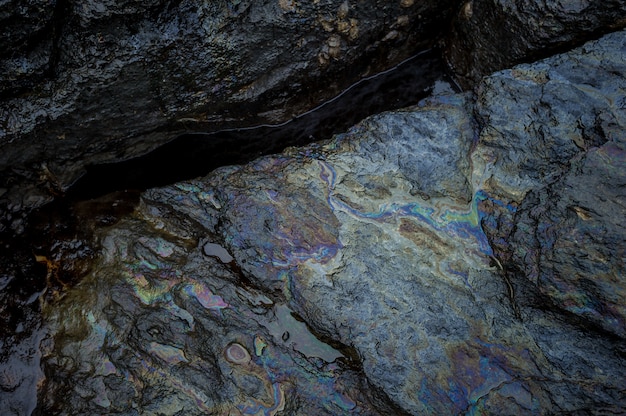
[
  {"x1": 0, "y1": 0, "x2": 462, "y2": 218},
  {"x1": 32, "y1": 30, "x2": 626, "y2": 414},
  {"x1": 445, "y1": 0, "x2": 626, "y2": 88},
  {"x1": 474, "y1": 30, "x2": 626, "y2": 339},
  {"x1": 3, "y1": 0, "x2": 625, "y2": 222}
]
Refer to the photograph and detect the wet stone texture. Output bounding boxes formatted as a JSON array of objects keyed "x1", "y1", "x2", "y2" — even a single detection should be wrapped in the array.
[
  {"x1": 36, "y1": 30, "x2": 626, "y2": 414},
  {"x1": 473, "y1": 29, "x2": 626, "y2": 340},
  {"x1": 41, "y1": 218, "x2": 381, "y2": 415},
  {"x1": 0, "y1": 0, "x2": 463, "y2": 218}
]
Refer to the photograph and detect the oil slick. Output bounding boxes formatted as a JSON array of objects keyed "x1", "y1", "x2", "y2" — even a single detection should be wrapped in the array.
[
  {"x1": 41, "y1": 224, "x2": 366, "y2": 414},
  {"x1": 183, "y1": 279, "x2": 229, "y2": 311},
  {"x1": 225, "y1": 343, "x2": 251, "y2": 365},
  {"x1": 261, "y1": 304, "x2": 343, "y2": 363}
]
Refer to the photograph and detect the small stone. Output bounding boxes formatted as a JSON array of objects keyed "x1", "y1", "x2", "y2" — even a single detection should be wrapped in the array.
[
  {"x1": 396, "y1": 15, "x2": 409, "y2": 27},
  {"x1": 278, "y1": 0, "x2": 296, "y2": 12},
  {"x1": 319, "y1": 18, "x2": 335, "y2": 32},
  {"x1": 461, "y1": 1, "x2": 473, "y2": 19},
  {"x1": 327, "y1": 35, "x2": 341, "y2": 48},
  {"x1": 382, "y1": 30, "x2": 399, "y2": 42},
  {"x1": 203, "y1": 242, "x2": 234, "y2": 263},
  {"x1": 337, "y1": 20, "x2": 350, "y2": 34},
  {"x1": 348, "y1": 19, "x2": 359, "y2": 41},
  {"x1": 318, "y1": 51, "x2": 330, "y2": 66}
]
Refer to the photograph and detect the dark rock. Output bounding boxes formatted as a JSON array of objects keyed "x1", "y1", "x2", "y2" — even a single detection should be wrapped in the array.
[
  {"x1": 35, "y1": 30, "x2": 626, "y2": 414},
  {"x1": 510, "y1": 146, "x2": 626, "y2": 338},
  {"x1": 0, "y1": 0, "x2": 57, "y2": 95},
  {"x1": 0, "y1": 0, "x2": 462, "y2": 217},
  {"x1": 445, "y1": 0, "x2": 626, "y2": 88}
]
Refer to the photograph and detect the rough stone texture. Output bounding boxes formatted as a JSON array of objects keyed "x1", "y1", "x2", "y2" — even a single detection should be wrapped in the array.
[
  {"x1": 444, "y1": 0, "x2": 626, "y2": 88},
  {"x1": 33, "y1": 30, "x2": 626, "y2": 415},
  {"x1": 40, "y1": 217, "x2": 388, "y2": 415},
  {"x1": 473, "y1": 29, "x2": 626, "y2": 339},
  {"x1": 0, "y1": 0, "x2": 462, "y2": 218}
]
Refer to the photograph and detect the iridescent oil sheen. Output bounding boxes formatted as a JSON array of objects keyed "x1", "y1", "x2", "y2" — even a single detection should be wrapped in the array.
[
  {"x1": 42, "y1": 216, "x2": 368, "y2": 414},
  {"x1": 40, "y1": 85, "x2": 626, "y2": 414}
]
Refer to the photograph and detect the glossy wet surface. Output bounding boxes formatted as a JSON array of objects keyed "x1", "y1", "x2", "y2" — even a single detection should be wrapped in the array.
[{"x1": 0, "y1": 49, "x2": 455, "y2": 414}]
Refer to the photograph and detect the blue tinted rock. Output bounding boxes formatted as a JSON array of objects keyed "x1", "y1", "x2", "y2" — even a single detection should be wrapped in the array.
[
  {"x1": 39, "y1": 29, "x2": 626, "y2": 415},
  {"x1": 475, "y1": 30, "x2": 626, "y2": 339}
]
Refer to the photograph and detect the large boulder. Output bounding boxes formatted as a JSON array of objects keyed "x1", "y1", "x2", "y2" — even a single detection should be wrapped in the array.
[
  {"x1": 473, "y1": 29, "x2": 626, "y2": 339},
  {"x1": 0, "y1": 0, "x2": 462, "y2": 218},
  {"x1": 34, "y1": 29, "x2": 626, "y2": 414}
]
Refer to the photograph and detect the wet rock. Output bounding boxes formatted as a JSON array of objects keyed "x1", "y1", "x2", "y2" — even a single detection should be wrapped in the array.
[
  {"x1": 39, "y1": 216, "x2": 390, "y2": 415},
  {"x1": 445, "y1": 0, "x2": 626, "y2": 88},
  {"x1": 473, "y1": 29, "x2": 626, "y2": 339},
  {"x1": 0, "y1": 0, "x2": 56, "y2": 95},
  {"x1": 0, "y1": 0, "x2": 463, "y2": 216},
  {"x1": 37, "y1": 30, "x2": 626, "y2": 414}
]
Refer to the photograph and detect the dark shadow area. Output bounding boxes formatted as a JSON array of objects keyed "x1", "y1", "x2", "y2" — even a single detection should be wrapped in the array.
[{"x1": 67, "y1": 49, "x2": 455, "y2": 200}]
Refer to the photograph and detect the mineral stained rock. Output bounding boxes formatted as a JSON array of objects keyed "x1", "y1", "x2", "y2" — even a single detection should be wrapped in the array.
[
  {"x1": 37, "y1": 30, "x2": 626, "y2": 414},
  {"x1": 445, "y1": 0, "x2": 626, "y2": 88},
  {"x1": 0, "y1": 0, "x2": 462, "y2": 216}
]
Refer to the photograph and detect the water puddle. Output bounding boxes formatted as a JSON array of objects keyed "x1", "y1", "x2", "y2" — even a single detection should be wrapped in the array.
[{"x1": 262, "y1": 304, "x2": 343, "y2": 363}]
